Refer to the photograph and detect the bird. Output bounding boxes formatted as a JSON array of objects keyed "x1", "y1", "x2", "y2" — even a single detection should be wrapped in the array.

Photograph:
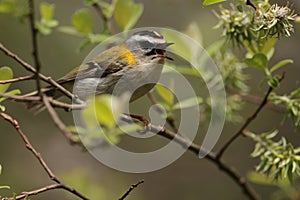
[{"x1": 25, "y1": 30, "x2": 173, "y2": 112}]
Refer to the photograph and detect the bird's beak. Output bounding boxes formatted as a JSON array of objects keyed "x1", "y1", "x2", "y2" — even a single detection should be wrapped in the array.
[{"x1": 157, "y1": 42, "x2": 174, "y2": 49}]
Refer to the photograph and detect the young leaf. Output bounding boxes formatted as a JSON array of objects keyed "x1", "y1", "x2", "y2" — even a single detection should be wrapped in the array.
[
  {"x1": 173, "y1": 97, "x2": 203, "y2": 110},
  {"x1": 155, "y1": 84, "x2": 174, "y2": 106},
  {"x1": 245, "y1": 53, "x2": 268, "y2": 70},
  {"x1": 40, "y1": 2, "x2": 54, "y2": 22},
  {"x1": 72, "y1": 9, "x2": 93, "y2": 35},
  {"x1": 203, "y1": 0, "x2": 226, "y2": 7},
  {"x1": 93, "y1": 95, "x2": 125, "y2": 128},
  {"x1": 0, "y1": 66, "x2": 13, "y2": 93},
  {"x1": 114, "y1": 0, "x2": 143, "y2": 31},
  {"x1": 270, "y1": 59, "x2": 293, "y2": 73}
]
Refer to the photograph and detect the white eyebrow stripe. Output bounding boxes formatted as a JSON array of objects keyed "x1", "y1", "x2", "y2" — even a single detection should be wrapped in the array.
[{"x1": 130, "y1": 35, "x2": 166, "y2": 44}]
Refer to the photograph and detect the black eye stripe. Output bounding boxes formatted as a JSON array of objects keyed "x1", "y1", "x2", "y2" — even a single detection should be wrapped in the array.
[{"x1": 139, "y1": 40, "x2": 155, "y2": 48}]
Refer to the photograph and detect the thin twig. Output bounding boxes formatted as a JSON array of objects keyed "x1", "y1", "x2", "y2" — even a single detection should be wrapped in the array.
[
  {"x1": 28, "y1": 0, "x2": 42, "y2": 97},
  {"x1": 4, "y1": 183, "x2": 62, "y2": 200},
  {"x1": 216, "y1": 73, "x2": 286, "y2": 160},
  {"x1": 236, "y1": 93, "x2": 286, "y2": 113},
  {"x1": 0, "y1": 42, "x2": 83, "y2": 104},
  {"x1": 42, "y1": 94, "x2": 80, "y2": 145},
  {"x1": 246, "y1": 0, "x2": 256, "y2": 9},
  {"x1": 118, "y1": 180, "x2": 144, "y2": 200},
  {"x1": 0, "y1": 112, "x2": 89, "y2": 200},
  {"x1": 0, "y1": 75, "x2": 33, "y2": 84},
  {"x1": 92, "y1": 3, "x2": 113, "y2": 34}
]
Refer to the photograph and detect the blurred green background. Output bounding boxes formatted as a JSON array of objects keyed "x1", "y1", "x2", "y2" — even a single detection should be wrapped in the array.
[{"x1": 1, "y1": 0, "x2": 300, "y2": 199}]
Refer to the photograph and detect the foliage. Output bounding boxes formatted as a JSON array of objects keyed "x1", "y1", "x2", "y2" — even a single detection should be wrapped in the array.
[
  {"x1": 269, "y1": 88, "x2": 300, "y2": 127},
  {"x1": 0, "y1": 0, "x2": 300, "y2": 199},
  {"x1": 248, "y1": 130, "x2": 300, "y2": 182},
  {"x1": 0, "y1": 66, "x2": 21, "y2": 111},
  {"x1": 0, "y1": 164, "x2": 10, "y2": 193}
]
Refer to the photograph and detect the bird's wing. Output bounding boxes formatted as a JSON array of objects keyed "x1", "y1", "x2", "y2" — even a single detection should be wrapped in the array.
[{"x1": 56, "y1": 44, "x2": 136, "y2": 84}]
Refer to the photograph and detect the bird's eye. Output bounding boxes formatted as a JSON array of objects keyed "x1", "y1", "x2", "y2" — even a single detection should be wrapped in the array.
[{"x1": 145, "y1": 48, "x2": 156, "y2": 56}]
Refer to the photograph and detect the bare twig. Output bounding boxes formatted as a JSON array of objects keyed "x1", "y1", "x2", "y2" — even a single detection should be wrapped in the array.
[
  {"x1": 28, "y1": 0, "x2": 42, "y2": 97},
  {"x1": 0, "y1": 112, "x2": 89, "y2": 200},
  {"x1": 92, "y1": 3, "x2": 113, "y2": 34},
  {"x1": 0, "y1": 42, "x2": 83, "y2": 104},
  {"x1": 216, "y1": 73, "x2": 286, "y2": 160},
  {"x1": 0, "y1": 93, "x2": 40, "y2": 102},
  {"x1": 0, "y1": 75, "x2": 33, "y2": 84},
  {"x1": 118, "y1": 180, "x2": 144, "y2": 200},
  {"x1": 235, "y1": 93, "x2": 286, "y2": 113},
  {"x1": 4, "y1": 183, "x2": 62, "y2": 200},
  {"x1": 42, "y1": 94, "x2": 81, "y2": 145},
  {"x1": 246, "y1": 0, "x2": 256, "y2": 9}
]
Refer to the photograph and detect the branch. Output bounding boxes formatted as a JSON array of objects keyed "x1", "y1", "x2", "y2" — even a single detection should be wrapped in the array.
[
  {"x1": 0, "y1": 75, "x2": 33, "y2": 84},
  {"x1": 118, "y1": 180, "x2": 144, "y2": 200},
  {"x1": 246, "y1": 0, "x2": 256, "y2": 9},
  {"x1": 92, "y1": 3, "x2": 113, "y2": 34},
  {"x1": 28, "y1": 0, "x2": 42, "y2": 97},
  {"x1": 42, "y1": 94, "x2": 81, "y2": 145},
  {"x1": 0, "y1": 42, "x2": 83, "y2": 104},
  {"x1": 0, "y1": 112, "x2": 89, "y2": 200},
  {"x1": 4, "y1": 183, "x2": 62, "y2": 200},
  {"x1": 235, "y1": 93, "x2": 286, "y2": 113},
  {"x1": 121, "y1": 115, "x2": 259, "y2": 200},
  {"x1": 216, "y1": 73, "x2": 286, "y2": 160}
]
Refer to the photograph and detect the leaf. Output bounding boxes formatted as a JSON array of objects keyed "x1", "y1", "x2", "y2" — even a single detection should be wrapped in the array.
[
  {"x1": 0, "y1": 66, "x2": 13, "y2": 93},
  {"x1": 0, "y1": 185, "x2": 10, "y2": 190},
  {"x1": 72, "y1": 9, "x2": 93, "y2": 35},
  {"x1": 40, "y1": 2, "x2": 54, "y2": 22},
  {"x1": 114, "y1": 0, "x2": 143, "y2": 31},
  {"x1": 155, "y1": 83, "x2": 174, "y2": 106},
  {"x1": 173, "y1": 97, "x2": 203, "y2": 110},
  {"x1": 0, "y1": 0, "x2": 16, "y2": 13},
  {"x1": 247, "y1": 171, "x2": 277, "y2": 186},
  {"x1": 58, "y1": 26, "x2": 83, "y2": 37},
  {"x1": 92, "y1": 94, "x2": 128, "y2": 128},
  {"x1": 270, "y1": 59, "x2": 293, "y2": 73},
  {"x1": 0, "y1": 89, "x2": 21, "y2": 102},
  {"x1": 245, "y1": 53, "x2": 268, "y2": 70},
  {"x1": 203, "y1": 0, "x2": 226, "y2": 6},
  {"x1": 0, "y1": 105, "x2": 5, "y2": 112}
]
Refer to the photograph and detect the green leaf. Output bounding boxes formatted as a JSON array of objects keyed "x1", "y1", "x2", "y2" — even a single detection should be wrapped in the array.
[
  {"x1": 247, "y1": 171, "x2": 277, "y2": 186},
  {"x1": 245, "y1": 53, "x2": 268, "y2": 70},
  {"x1": 173, "y1": 97, "x2": 203, "y2": 110},
  {"x1": 0, "y1": 0, "x2": 16, "y2": 13},
  {"x1": 0, "y1": 105, "x2": 5, "y2": 112},
  {"x1": 91, "y1": 94, "x2": 128, "y2": 128},
  {"x1": 40, "y1": 2, "x2": 54, "y2": 22},
  {"x1": 0, "y1": 89, "x2": 21, "y2": 102},
  {"x1": 155, "y1": 83, "x2": 174, "y2": 106},
  {"x1": 58, "y1": 26, "x2": 83, "y2": 37},
  {"x1": 270, "y1": 59, "x2": 293, "y2": 73},
  {"x1": 203, "y1": 0, "x2": 226, "y2": 6},
  {"x1": 0, "y1": 66, "x2": 13, "y2": 93},
  {"x1": 114, "y1": 0, "x2": 143, "y2": 31},
  {"x1": 72, "y1": 9, "x2": 93, "y2": 35},
  {"x1": 0, "y1": 185, "x2": 10, "y2": 190},
  {"x1": 268, "y1": 76, "x2": 280, "y2": 88}
]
